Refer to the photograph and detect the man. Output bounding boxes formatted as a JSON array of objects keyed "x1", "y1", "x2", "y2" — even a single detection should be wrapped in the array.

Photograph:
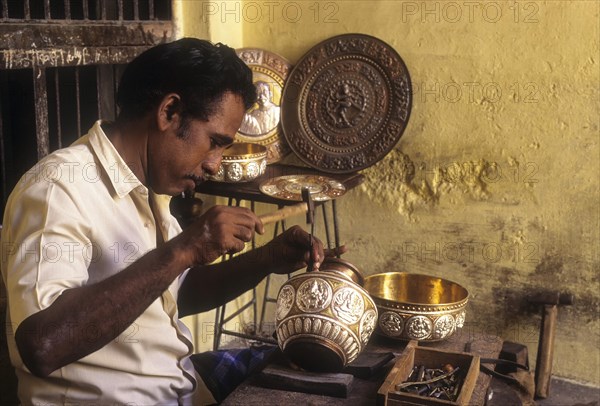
[{"x1": 0, "y1": 38, "x2": 324, "y2": 405}]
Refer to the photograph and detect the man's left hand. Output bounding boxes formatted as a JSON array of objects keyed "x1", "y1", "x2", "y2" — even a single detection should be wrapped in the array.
[{"x1": 262, "y1": 225, "x2": 325, "y2": 275}]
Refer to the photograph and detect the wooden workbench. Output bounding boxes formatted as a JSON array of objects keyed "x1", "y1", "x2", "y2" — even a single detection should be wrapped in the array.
[{"x1": 222, "y1": 331, "x2": 503, "y2": 405}]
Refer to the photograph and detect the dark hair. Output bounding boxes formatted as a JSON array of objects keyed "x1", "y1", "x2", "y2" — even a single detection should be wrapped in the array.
[{"x1": 116, "y1": 38, "x2": 256, "y2": 122}]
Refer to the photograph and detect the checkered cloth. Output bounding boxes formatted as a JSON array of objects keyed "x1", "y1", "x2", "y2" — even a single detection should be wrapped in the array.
[{"x1": 191, "y1": 345, "x2": 277, "y2": 403}]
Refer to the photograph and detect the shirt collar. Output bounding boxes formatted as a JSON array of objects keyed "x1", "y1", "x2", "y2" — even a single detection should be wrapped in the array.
[{"x1": 86, "y1": 120, "x2": 145, "y2": 199}]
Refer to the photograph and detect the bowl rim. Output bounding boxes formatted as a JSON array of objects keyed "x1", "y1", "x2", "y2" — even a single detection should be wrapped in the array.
[
  {"x1": 222, "y1": 142, "x2": 267, "y2": 160},
  {"x1": 364, "y1": 271, "x2": 469, "y2": 308}
]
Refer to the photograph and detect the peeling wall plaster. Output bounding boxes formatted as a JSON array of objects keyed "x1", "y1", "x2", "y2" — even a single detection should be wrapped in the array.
[{"x1": 361, "y1": 150, "x2": 501, "y2": 219}]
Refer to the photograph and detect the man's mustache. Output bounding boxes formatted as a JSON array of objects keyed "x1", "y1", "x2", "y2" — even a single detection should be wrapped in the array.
[{"x1": 182, "y1": 174, "x2": 205, "y2": 198}]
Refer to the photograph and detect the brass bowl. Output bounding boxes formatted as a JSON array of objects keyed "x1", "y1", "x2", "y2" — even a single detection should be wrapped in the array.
[
  {"x1": 275, "y1": 258, "x2": 378, "y2": 372},
  {"x1": 208, "y1": 143, "x2": 267, "y2": 182},
  {"x1": 364, "y1": 272, "x2": 469, "y2": 342}
]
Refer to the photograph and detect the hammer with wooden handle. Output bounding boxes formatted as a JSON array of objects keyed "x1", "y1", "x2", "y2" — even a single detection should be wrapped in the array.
[
  {"x1": 258, "y1": 187, "x2": 315, "y2": 226},
  {"x1": 528, "y1": 291, "x2": 574, "y2": 399}
]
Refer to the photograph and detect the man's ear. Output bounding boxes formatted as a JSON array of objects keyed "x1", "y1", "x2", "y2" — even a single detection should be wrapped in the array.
[{"x1": 157, "y1": 93, "x2": 182, "y2": 131}]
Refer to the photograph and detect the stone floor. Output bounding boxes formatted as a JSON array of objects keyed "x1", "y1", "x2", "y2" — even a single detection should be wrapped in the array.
[
  {"x1": 491, "y1": 377, "x2": 600, "y2": 406},
  {"x1": 536, "y1": 378, "x2": 600, "y2": 406}
]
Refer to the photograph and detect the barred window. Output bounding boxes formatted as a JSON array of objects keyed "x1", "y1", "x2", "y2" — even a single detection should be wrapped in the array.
[{"x1": 0, "y1": 0, "x2": 174, "y2": 217}]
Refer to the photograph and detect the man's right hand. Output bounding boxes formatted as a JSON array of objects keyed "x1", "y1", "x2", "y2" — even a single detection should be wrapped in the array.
[{"x1": 172, "y1": 205, "x2": 264, "y2": 266}]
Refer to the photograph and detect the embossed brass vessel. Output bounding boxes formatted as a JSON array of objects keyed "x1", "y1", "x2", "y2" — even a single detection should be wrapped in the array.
[
  {"x1": 275, "y1": 258, "x2": 378, "y2": 372},
  {"x1": 207, "y1": 143, "x2": 267, "y2": 183},
  {"x1": 364, "y1": 273, "x2": 469, "y2": 342}
]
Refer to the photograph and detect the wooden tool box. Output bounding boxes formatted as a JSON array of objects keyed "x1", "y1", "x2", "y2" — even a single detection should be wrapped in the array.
[{"x1": 377, "y1": 342, "x2": 480, "y2": 406}]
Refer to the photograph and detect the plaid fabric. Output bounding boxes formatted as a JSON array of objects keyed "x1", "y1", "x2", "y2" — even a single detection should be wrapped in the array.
[{"x1": 191, "y1": 345, "x2": 277, "y2": 403}]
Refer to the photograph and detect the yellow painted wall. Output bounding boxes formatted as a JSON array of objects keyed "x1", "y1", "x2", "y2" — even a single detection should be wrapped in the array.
[{"x1": 178, "y1": 0, "x2": 600, "y2": 385}]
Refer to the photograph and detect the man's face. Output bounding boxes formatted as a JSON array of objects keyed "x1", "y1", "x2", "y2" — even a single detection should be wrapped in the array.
[
  {"x1": 148, "y1": 92, "x2": 245, "y2": 196},
  {"x1": 256, "y1": 84, "x2": 271, "y2": 106}
]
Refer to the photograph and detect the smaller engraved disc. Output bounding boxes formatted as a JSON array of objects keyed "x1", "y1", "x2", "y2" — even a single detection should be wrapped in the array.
[{"x1": 259, "y1": 174, "x2": 346, "y2": 202}]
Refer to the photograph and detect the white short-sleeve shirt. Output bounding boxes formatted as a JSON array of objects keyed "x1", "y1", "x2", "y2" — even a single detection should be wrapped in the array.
[{"x1": 1, "y1": 121, "x2": 214, "y2": 405}]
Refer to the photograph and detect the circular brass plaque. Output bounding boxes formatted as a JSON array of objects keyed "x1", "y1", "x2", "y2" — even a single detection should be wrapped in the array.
[
  {"x1": 281, "y1": 34, "x2": 412, "y2": 173},
  {"x1": 259, "y1": 175, "x2": 346, "y2": 202},
  {"x1": 236, "y1": 48, "x2": 292, "y2": 164}
]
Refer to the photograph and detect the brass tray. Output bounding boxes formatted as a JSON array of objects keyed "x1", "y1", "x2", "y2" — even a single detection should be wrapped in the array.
[
  {"x1": 236, "y1": 48, "x2": 292, "y2": 164},
  {"x1": 259, "y1": 175, "x2": 346, "y2": 202},
  {"x1": 281, "y1": 34, "x2": 412, "y2": 173}
]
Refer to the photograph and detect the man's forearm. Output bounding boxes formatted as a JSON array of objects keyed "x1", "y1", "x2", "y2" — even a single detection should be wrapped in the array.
[
  {"x1": 15, "y1": 244, "x2": 187, "y2": 377},
  {"x1": 177, "y1": 226, "x2": 319, "y2": 317},
  {"x1": 177, "y1": 245, "x2": 272, "y2": 317}
]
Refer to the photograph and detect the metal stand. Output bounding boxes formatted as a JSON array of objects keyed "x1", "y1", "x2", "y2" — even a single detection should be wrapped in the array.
[
  {"x1": 213, "y1": 198, "x2": 261, "y2": 349},
  {"x1": 257, "y1": 214, "x2": 286, "y2": 335}
]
